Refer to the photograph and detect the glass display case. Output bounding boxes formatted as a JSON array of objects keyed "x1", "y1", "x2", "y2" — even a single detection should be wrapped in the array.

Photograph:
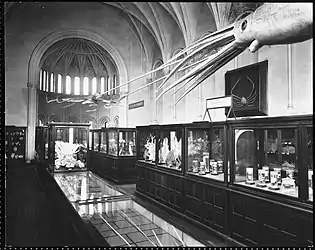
[
  {"x1": 107, "y1": 128, "x2": 136, "y2": 157},
  {"x1": 108, "y1": 129, "x2": 118, "y2": 156},
  {"x1": 157, "y1": 125, "x2": 183, "y2": 171},
  {"x1": 91, "y1": 129, "x2": 101, "y2": 152},
  {"x1": 119, "y1": 130, "x2": 136, "y2": 156},
  {"x1": 307, "y1": 126, "x2": 313, "y2": 202},
  {"x1": 48, "y1": 122, "x2": 90, "y2": 173},
  {"x1": 137, "y1": 125, "x2": 158, "y2": 165},
  {"x1": 5, "y1": 126, "x2": 26, "y2": 163},
  {"x1": 53, "y1": 171, "x2": 205, "y2": 247},
  {"x1": 54, "y1": 171, "x2": 124, "y2": 202},
  {"x1": 233, "y1": 127, "x2": 299, "y2": 198},
  {"x1": 186, "y1": 124, "x2": 225, "y2": 181},
  {"x1": 100, "y1": 129, "x2": 107, "y2": 154}
]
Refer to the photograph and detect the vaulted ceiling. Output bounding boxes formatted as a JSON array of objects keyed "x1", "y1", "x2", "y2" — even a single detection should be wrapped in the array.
[
  {"x1": 40, "y1": 38, "x2": 117, "y2": 77},
  {"x1": 5, "y1": 2, "x2": 262, "y2": 51}
]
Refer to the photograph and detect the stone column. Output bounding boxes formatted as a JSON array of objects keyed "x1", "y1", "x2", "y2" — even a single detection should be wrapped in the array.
[{"x1": 25, "y1": 82, "x2": 38, "y2": 163}]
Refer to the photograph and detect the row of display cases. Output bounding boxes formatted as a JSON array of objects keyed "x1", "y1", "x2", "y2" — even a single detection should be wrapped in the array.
[
  {"x1": 135, "y1": 116, "x2": 313, "y2": 203},
  {"x1": 135, "y1": 114, "x2": 313, "y2": 246}
]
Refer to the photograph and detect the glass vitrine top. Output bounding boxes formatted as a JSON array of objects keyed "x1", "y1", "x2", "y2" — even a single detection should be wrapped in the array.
[
  {"x1": 73, "y1": 197, "x2": 205, "y2": 247},
  {"x1": 54, "y1": 171, "x2": 124, "y2": 202}
]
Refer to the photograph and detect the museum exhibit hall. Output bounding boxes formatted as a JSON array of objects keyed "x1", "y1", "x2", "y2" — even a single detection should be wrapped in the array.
[{"x1": 4, "y1": 2, "x2": 313, "y2": 247}]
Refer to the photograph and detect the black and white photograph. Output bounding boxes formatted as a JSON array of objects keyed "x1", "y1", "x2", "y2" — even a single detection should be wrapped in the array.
[{"x1": 4, "y1": 2, "x2": 313, "y2": 247}]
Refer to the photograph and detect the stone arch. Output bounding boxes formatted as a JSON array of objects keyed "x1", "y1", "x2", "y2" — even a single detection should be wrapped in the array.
[
  {"x1": 99, "y1": 116, "x2": 110, "y2": 128},
  {"x1": 37, "y1": 113, "x2": 47, "y2": 126},
  {"x1": 26, "y1": 29, "x2": 129, "y2": 161},
  {"x1": 152, "y1": 59, "x2": 164, "y2": 80},
  {"x1": 113, "y1": 115, "x2": 119, "y2": 128},
  {"x1": 27, "y1": 29, "x2": 128, "y2": 89},
  {"x1": 82, "y1": 116, "x2": 98, "y2": 128},
  {"x1": 49, "y1": 114, "x2": 60, "y2": 123}
]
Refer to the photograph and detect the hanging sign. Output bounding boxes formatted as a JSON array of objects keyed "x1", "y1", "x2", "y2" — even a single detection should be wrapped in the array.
[{"x1": 129, "y1": 100, "x2": 144, "y2": 110}]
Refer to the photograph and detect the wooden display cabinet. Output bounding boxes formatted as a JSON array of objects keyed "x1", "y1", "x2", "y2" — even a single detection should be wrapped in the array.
[
  {"x1": 135, "y1": 115, "x2": 313, "y2": 246},
  {"x1": 5, "y1": 126, "x2": 26, "y2": 165},
  {"x1": 47, "y1": 122, "x2": 90, "y2": 174},
  {"x1": 89, "y1": 127, "x2": 137, "y2": 184}
]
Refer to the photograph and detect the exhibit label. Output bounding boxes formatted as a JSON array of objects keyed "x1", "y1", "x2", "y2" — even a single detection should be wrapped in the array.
[{"x1": 129, "y1": 100, "x2": 144, "y2": 110}]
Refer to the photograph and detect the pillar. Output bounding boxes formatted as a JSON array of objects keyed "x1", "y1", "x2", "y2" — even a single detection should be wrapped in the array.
[{"x1": 25, "y1": 82, "x2": 38, "y2": 163}]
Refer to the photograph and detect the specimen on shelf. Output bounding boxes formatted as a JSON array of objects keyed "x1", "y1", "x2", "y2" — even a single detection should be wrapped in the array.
[
  {"x1": 143, "y1": 134, "x2": 156, "y2": 161},
  {"x1": 54, "y1": 141, "x2": 86, "y2": 169}
]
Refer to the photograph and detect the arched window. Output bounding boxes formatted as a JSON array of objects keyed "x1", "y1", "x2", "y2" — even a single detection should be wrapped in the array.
[
  {"x1": 66, "y1": 75, "x2": 71, "y2": 94},
  {"x1": 74, "y1": 76, "x2": 80, "y2": 95},
  {"x1": 107, "y1": 76, "x2": 110, "y2": 94},
  {"x1": 100, "y1": 77, "x2": 105, "y2": 93},
  {"x1": 92, "y1": 77, "x2": 97, "y2": 94},
  {"x1": 39, "y1": 70, "x2": 43, "y2": 90},
  {"x1": 57, "y1": 74, "x2": 62, "y2": 93},
  {"x1": 83, "y1": 77, "x2": 89, "y2": 95},
  {"x1": 112, "y1": 75, "x2": 116, "y2": 95},
  {"x1": 50, "y1": 73, "x2": 54, "y2": 92},
  {"x1": 43, "y1": 71, "x2": 47, "y2": 91}
]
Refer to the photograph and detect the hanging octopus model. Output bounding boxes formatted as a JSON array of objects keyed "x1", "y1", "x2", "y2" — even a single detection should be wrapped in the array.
[{"x1": 115, "y1": 3, "x2": 313, "y2": 104}]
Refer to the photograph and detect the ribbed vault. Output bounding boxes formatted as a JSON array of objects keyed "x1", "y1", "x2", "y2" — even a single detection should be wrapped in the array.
[
  {"x1": 5, "y1": 2, "x2": 262, "y2": 63},
  {"x1": 40, "y1": 38, "x2": 117, "y2": 77}
]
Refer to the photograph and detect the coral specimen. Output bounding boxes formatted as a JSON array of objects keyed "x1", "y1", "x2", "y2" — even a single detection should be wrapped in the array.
[{"x1": 54, "y1": 141, "x2": 86, "y2": 169}]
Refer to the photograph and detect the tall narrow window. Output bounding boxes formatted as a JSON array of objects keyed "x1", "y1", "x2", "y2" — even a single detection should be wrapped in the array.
[
  {"x1": 66, "y1": 75, "x2": 71, "y2": 94},
  {"x1": 107, "y1": 76, "x2": 110, "y2": 94},
  {"x1": 83, "y1": 77, "x2": 89, "y2": 95},
  {"x1": 50, "y1": 73, "x2": 54, "y2": 92},
  {"x1": 46, "y1": 71, "x2": 49, "y2": 91},
  {"x1": 92, "y1": 77, "x2": 97, "y2": 94},
  {"x1": 100, "y1": 77, "x2": 105, "y2": 93},
  {"x1": 74, "y1": 76, "x2": 80, "y2": 95},
  {"x1": 57, "y1": 74, "x2": 62, "y2": 93},
  {"x1": 112, "y1": 75, "x2": 116, "y2": 95},
  {"x1": 39, "y1": 70, "x2": 43, "y2": 90},
  {"x1": 43, "y1": 71, "x2": 47, "y2": 91}
]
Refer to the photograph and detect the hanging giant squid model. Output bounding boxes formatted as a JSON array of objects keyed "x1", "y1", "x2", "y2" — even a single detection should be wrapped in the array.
[
  {"x1": 118, "y1": 3, "x2": 313, "y2": 104},
  {"x1": 46, "y1": 3, "x2": 312, "y2": 107}
]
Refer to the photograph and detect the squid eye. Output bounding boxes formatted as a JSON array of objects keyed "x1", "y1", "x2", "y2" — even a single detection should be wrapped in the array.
[{"x1": 240, "y1": 19, "x2": 247, "y2": 32}]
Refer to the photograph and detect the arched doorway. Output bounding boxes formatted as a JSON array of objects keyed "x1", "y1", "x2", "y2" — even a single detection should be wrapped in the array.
[{"x1": 25, "y1": 29, "x2": 128, "y2": 162}]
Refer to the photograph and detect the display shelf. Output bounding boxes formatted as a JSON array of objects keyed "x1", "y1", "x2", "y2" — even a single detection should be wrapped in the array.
[{"x1": 157, "y1": 124, "x2": 184, "y2": 173}]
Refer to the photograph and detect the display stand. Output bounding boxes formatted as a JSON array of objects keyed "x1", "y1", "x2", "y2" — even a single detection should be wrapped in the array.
[{"x1": 203, "y1": 96, "x2": 236, "y2": 122}]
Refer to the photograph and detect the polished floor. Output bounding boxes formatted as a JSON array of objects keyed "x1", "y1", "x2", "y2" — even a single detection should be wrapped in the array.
[{"x1": 5, "y1": 162, "x2": 238, "y2": 247}]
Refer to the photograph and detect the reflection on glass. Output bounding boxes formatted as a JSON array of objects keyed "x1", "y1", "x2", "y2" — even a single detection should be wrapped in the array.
[
  {"x1": 234, "y1": 128, "x2": 298, "y2": 198},
  {"x1": 100, "y1": 131, "x2": 107, "y2": 154},
  {"x1": 54, "y1": 127, "x2": 88, "y2": 172},
  {"x1": 108, "y1": 130, "x2": 118, "y2": 156},
  {"x1": 93, "y1": 131, "x2": 100, "y2": 152},
  {"x1": 43, "y1": 128, "x2": 48, "y2": 160},
  {"x1": 119, "y1": 131, "x2": 136, "y2": 156},
  {"x1": 54, "y1": 172, "x2": 124, "y2": 202},
  {"x1": 308, "y1": 127, "x2": 313, "y2": 201},
  {"x1": 158, "y1": 130, "x2": 182, "y2": 170},
  {"x1": 139, "y1": 130, "x2": 156, "y2": 163},
  {"x1": 73, "y1": 198, "x2": 205, "y2": 247}
]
